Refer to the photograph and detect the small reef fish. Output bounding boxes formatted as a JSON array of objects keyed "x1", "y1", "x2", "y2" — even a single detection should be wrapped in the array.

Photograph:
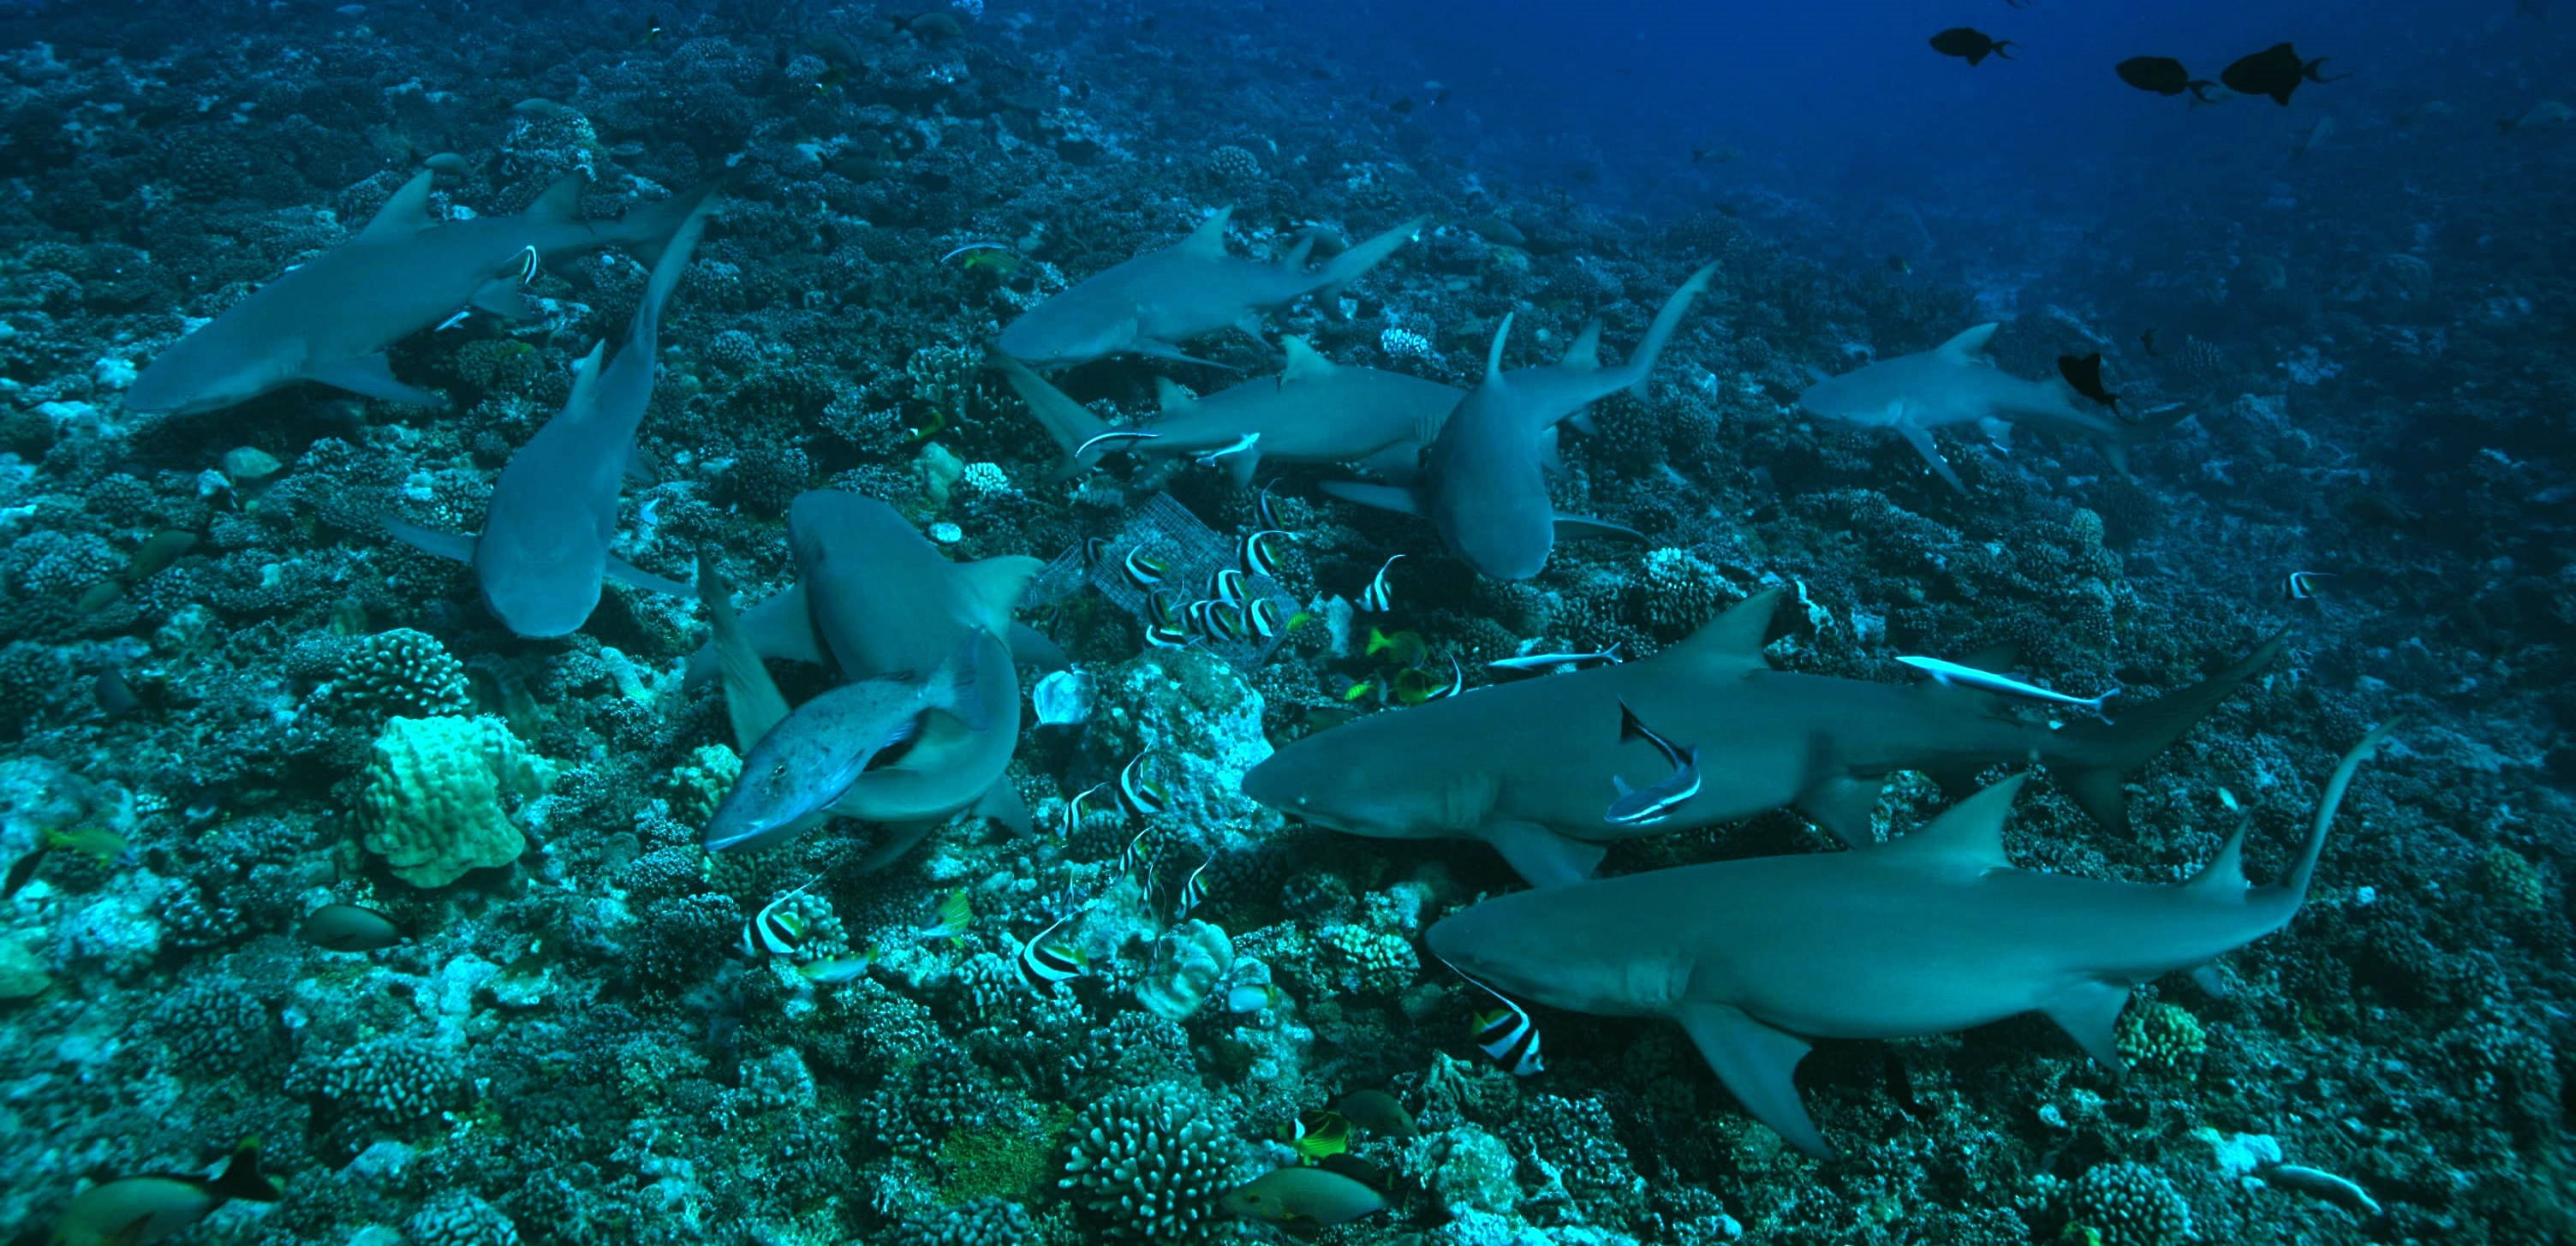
[
  {"x1": 1255, "y1": 481, "x2": 1286, "y2": 529},
  {"x1": 2056, "y1": 353, "x2": 2120, "y2": 411},
  {"x1": 1290, "y1": 1111, "x2": 1351, "y2": 1163},
  {"x1": 1245, "y1": 598, "x2": 1287, "y2": 641},
  {"x1": 2221, "y1": 42, "x2": 2346, "y2": 106},
  {"x1": 1211, "y1": 568, "x2": 1248, "y2": 607},
  {"x1": 298, "y1": 903, "x2": 406, "y2": 952},
  {"x1": 52, "y1": 1142, "x2": 282, "y2": 1246},
  {"x1": 1118, "y1": 752, "x2": 1171, "y2": 817},
  {"x1": 1929, "y1": 27, "x2": 2013, "y2": 66},
  {"x1": 1455, "y1": 971, "x2": 1547, "y2": 1076},
  {"x1": 45, "y1": 826, "x2": 128, "y2": 862},
  {"x1": 939, "y1": 241, "x2": 1018, "y2": 265},
  {"x1": 742, "y1": 881, "x2": 819, "y2": 959},
  {"x1": 1194, "y1": 432, "x2": 1261, "y2": 466},
  {"x1": 1118, "y1": 826, "x2": 1153, "y2": 880},
  {"x1": 2116, "y1": 57, "x2": 2215, "y2": 102},
  {"x1": 1607, "y1": 701, "x2": 1702, "y2": 827},
  {"x1": 3, "y1": 846, "x2": 43, "y2": 898},
  {"x1": 1076, "y1": 429, "x2": 1163, "y2": 459},
  {"x1": 1143, "y1": 592, "x2": 1193, "y2": 650},
  {"x1": 1122, "y1": 546, "x2": 1171, "y2": 590},
  {"x1": 1895, "y1": 655, "x2": 2118, "y2": 714},
  {"x1": 1064, "y1": 782, "x2": 1109, "y2": 838},
  {"x1": 1220, "y1": 1166, "x2": 1388, "y2": 1226},
  {"x1": 2498, "y1": 100, "x2": 2575, "y2": 135},
  {"x1": 2285, "y1": 570, "x2": 2330, "y2": 601},
  {"x1": 1014, "y1": 915, "x2": 1085, "y2": 995},
  {"x1": 796, "y1": 952, "x2": 877, "y2": 985},
  {"x1": 921, "y1": 887, "x2": 974, "y2": 941},
  {"x1": 1176, "y1": 856, "x2": 1213, "y2": 919},
  {"x1": 1359, "y1": 554, "x2": 1404, "y2": 613},
  {"x1": 1242, "y1": 529, "x2": 1292, "y2": 579},
  {"x1": 1333, "y1": 1089, "x2": 1420, "y2": 1138},
  {"x1": 1365, "y1": 627, "x2": 1427, "y2": 666},
  {"x1": 1488, "y1": 644, "x2": 1623, "y2": 674}
]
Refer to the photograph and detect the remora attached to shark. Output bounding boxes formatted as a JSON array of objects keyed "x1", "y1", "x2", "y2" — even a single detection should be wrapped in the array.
[
  {"x1": 688, "y1": 492, "x2": 1054, "y2": 864},
  {"x1": 1318, "y1": 263, "x2": 1719, "y2": 581},
  {"x1": 996, "y1": 207, "x2": 1427, "y2": 370},
  {"x1": 1796, "y1": 324, "x2": 2189, "y2": 493},
  {"x1": 386, "y1": 188, "x2": 722, "y2": 637},
  {"x1": 1428, "y1": 725, "x2": 2396, "y2": 1158},
  {"x1": 991, "y1": 336, "x2": 1463, "y2": 486},
  {"x1": 1242, "y1": 589, "x2": 2282, "y2": 887},
  {"x1": 128, "y1": 170, "x2": 713, "y2": 416}
]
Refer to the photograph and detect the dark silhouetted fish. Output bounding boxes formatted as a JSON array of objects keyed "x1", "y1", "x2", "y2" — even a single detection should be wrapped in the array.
[
  {"x1": 2115, "y1": 57, "x2": 2215, "y2": 101},
  {"x1": 1929, "y1": 28, "x2": 2013, "y2": 67},
  {"x1": 2221, "y1": 43, "x2": 2346, "y2": 106},
  {"x1": 2057, "y1": 353, "x2": 2120, "y2": 411}
]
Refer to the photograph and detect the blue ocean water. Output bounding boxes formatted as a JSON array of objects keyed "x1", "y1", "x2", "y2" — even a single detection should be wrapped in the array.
[{"x1": 0, "y1": 0, "x2": 2567, "y2": 1243}]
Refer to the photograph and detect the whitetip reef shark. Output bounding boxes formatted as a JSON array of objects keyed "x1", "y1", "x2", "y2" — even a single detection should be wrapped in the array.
[
  {"x1": 1241, "y1": 589, "x2": 2282, "y2": 887},
  {"x1": 385, "y1": 189, "x2": 721, "y2": 638},
  {"x1": 127, "y1": 170, "x2": 716, "y2": 416},
  {"x1": 1427, "y1": 724, "x2": 2395, "y2": 1159},
  {"x1": 996, "y1": 207, "x2": 1427, "y2": 370},
  {"x1": 1795, "y1": 324, "x2": 2189, "y2": 493},
  {"x1": 687, "y1": 491, "x2": 1055, "y2": 863},
  {"x1": 1316, "y1": 263, "x2": 1719, "y2": 581},
  {"x1": 991, "y1": 336, "x2": 1463, "y2": 486}
]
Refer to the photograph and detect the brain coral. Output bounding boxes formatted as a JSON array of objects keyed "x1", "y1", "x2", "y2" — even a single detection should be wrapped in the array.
[{"x1": 356, "y1": 715, "x2": 554, "y2": 887}]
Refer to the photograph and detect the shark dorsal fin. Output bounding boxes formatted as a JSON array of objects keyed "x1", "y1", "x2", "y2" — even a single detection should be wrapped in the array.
[
  {"x1": 1178, "y1": 207, "x2": 1235, "y2": 259},
  {"x1": 1663, "y1": 589, "x2": 1779, "y2": 677},
  {"x1": 1153, "y1": 377, "x2": 1194, "y2": 413},
  {"x1": 361, "y1": 171, "x2": 440, "y2": 242},
  {"x1": 2185, "y1": 815, "x2": 2252, "y2": 895},
  {"x1": 1279, "y1": 335, "x2": 1336, "y2": 385},
  {"x1": 1283, "y1": 233, "x2": 1316, "y2": 271},
  {"x1": 955, "y1": 554, "x2": 1046, "y2": 635},
  {"x1": 1936, "y1": 323, "x2": 2001, "y2": 362},
  {"x1": 1877, "y1": 772, "x2": 2024, "y2": 873},
  {"x1": 562, "y1": 341, "x2": 609, "y2": 419},
  {"x1": 1484, "y1": 313, "x2": 1516, "y2": 386},
  {"x1": 524, "y1": 173, "x2": 588, "y2": 227},
  {"x1": 1561, "y1": 319, "x2": 1604, "y2": 371}
]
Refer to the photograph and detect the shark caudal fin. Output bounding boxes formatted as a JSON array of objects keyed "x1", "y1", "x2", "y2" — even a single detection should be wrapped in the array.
[
  {"x1": 1313, "y1": 215, "x2": 1428, "y2": 304},
  {"x1": 1611, "y1": 262, "x2": 1718, "y2": 402},
  {"x1": 609, "y1": 178, "x2": 730, "y2": 273},
  {"x1": 2090, "y1": 403, "x2": 2196, "y2": 480},
  {"x1": 989, "y1": 350, "x2": 1116, "y2": 479},
  {"x1": 2048, "y1": 629, "x2": 2286, "y2": 834}
]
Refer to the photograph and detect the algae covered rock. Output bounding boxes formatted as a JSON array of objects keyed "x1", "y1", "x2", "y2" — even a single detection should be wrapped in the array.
[
  {"x1": 1135, "y1": 919, "x2": 1233, "y2": 1021},
  {"x1": 356, "y1": 715, "x2": 554, "y2": 887}
]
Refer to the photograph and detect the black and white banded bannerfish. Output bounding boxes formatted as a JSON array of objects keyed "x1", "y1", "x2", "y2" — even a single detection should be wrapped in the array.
[
  {"x1": 742, "y1": 879, "x2": 820, "y2": 958},
  {"x1": 1445, "y1": 963, "x2": 1545, "y2": 1076},
  {"x1": 1064, "y1": 781, "x2": 1109, "y2": 838},
  {"x1": 1211, "y1": 567, "x2": 1249, "y2": 607},
  {"x1": 2284, "y1": 569, "x2": 2331, "y2": 601},
  {"x1": 1359, "y1": 554, "x2": 1404, "y2": 613},
  {"x1": 1119, "y1": 751, "x2": 1172, "y2": 816},
  {"x1": 1175, "y1": 855, "x2": 1213, "y2": 920},
  {"x1": 1605, "y1": 700, "x2": 1702, "y2": 827},
  {"x1": 1123, "y1": 545, "x2": 1172, "y2": 591},
  {"x1": 1242, "y1": 528, "x2": 1294, "y2": 579},
  {"x1": 1014, "y1": 914, "x2": 1086, "y2": 995},
  {"x1": 1244, "y1": 597, "x2": 1287, "y2": 641},
  {"x1": 1144, "y1": 590, "x2": 1193, "y2": 649}
]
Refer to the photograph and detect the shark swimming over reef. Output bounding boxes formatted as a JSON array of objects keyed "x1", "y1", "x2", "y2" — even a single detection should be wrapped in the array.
[
  {"x1": 1316, "y1": 264, "x2": 1718, "y2": 580},
  {"x1": 1243, "y1": 589, "x2": 2282, "y2": 886},
  {"x1": 995, "y1": 207, "x2": 1427, "y2": 370},
  {"x1": 991, "y1": 337, "x2": 1462, "y2": 485},
  {"x1": 126, "y1": 170, "x2": 716, "y2": 416},
  {"x1": 385, "y1": 189, "x2": 720, "y2": 637},
  {"x1": 1428, "y1": 725, "x2": 2395, "y2": 1158},
  {"x1": 687, "y1": 491, "x2": 1053, "y2": 863},
  {"x1": 1795, "y1": 324, "x2": 2189, "y2": 493}
]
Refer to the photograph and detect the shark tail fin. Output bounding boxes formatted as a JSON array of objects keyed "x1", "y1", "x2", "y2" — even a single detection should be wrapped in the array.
[
  {"x1": 628, "y1": 187, "x2": 721, "y2": 355},
  {"x1": 616, "y1": 178, "x2": 730, "y2": 272},
  {"x1": 1314, "y1": 215, "x2": 1428, "y2": 304},
  {"x1": 206, "y1": 1142, "x2": 283, "y2": 1206},
  {"x1": 2091, "y1": 404, "x2": 2194, "y2": 479},
  {"x1": 989, "y1": 351, "x2": 1113, "y2": 479},
  {"x1": 695, "y1": 551, "x2": 795, "y2": 754},
  {"x1": 1613, "y1": 261, "x2": 1719, "y2": 402},
  {"x1": 2048, "y1": 629, "x2": 2286, "y2": 834},
  {"x1": 2279, "y1": 723, "x2": 2398, "y2": 905}
]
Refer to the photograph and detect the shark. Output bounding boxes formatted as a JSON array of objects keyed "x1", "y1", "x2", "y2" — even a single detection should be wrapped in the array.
[
  {"x1": 1795, "y1": 324, "x2": 2189, "y2": 493},
  {"x1": 1315, "y1": 264, "x2": 1718, "y2": 581},
  {"x1": 384, "y1": 189, "x2": 721, "y2": 637},
  {"x1": 995, "y1": 207, "x2": 1427, "y2": 370},
  {"x1": 1426, "y1": 725, "x2": 2394, "y2": 1158},
  {"x1": 127, "y1": 170, "x2": 714, "y2": 416},
  {"x1": 687, "y1": 491, "x2": 1050, "y2": 865},
  {"x1": 1241, "y1": 589, "x2": 2282, "y2": 887},
  {"x1": 991, "y1": 337, "x2": 1463, "y2": 486}
]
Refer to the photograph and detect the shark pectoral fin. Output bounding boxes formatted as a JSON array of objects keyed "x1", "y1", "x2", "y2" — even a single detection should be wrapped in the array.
[
  {"x1": 1131, "y1": 339, "x2": 1238, "y2": 370},
  {"x1": 2042, "y1": 981, "x2": 2132, "y2": 1074},
  {"x1": 1565, "y1": 411, "x2": 1599, "y2": 435},
  {"x1": 1674, "y1": 1002, "x2": 1831, "y2": 1160},
  {"x1": 1318, "y1": 480, "x2": 1421, "y2": 516},
  {"x1": 1793, "y1": 775, "x2": 1885, "y2": 848},
  {"x1": 306, "y1": 355, "x2": 443, "y2": 408},
  {"x1": 468, "y1": 277, "x2": 534, "y2": 320},
  {"x1": 1896, "y1": 424, "x2": 1967, "y2": 494},
  {"x1": 383, "y1": 516, "x2": 476, "y2": 564},
  {"x1": 856, "y1": 819, "x2": 945, "y2": 873},
  {"x1": 605, "y1": 556, "x2": 690, "y2": 595},
  {"x1": 1485, "y1": 820, "x2": 1607, "y2": 888},
  {"x1": 969, "y1": 778, "x2": 1034, "y2": 838},
  {"x1": 1351, "y1": 441, "x2": 1422, "y2": 484},
  {"x1": 685, "y1": 581, "x2": 822, "y2": 691},
  {"x1": 1234, "y1": 315, "x2": 1268, "y2": 348},
  {"x1": 1006, "y1": 622, "x2": 1070, "y2": 672},
  {"x1": 1221, "y1": 448, "x2": 1261, "y2": 490},
  {"x1": 957, "y1": 554, "x2": 1046, "y2": 635},
  {"x1": 1552, "y1": 514, "x2": 1648, "y2": 544}
]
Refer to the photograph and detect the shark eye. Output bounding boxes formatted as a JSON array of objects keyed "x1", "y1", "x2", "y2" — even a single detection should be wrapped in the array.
[{"x1": 771, "y1": 762, "x2": 789, "y2": 782}]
